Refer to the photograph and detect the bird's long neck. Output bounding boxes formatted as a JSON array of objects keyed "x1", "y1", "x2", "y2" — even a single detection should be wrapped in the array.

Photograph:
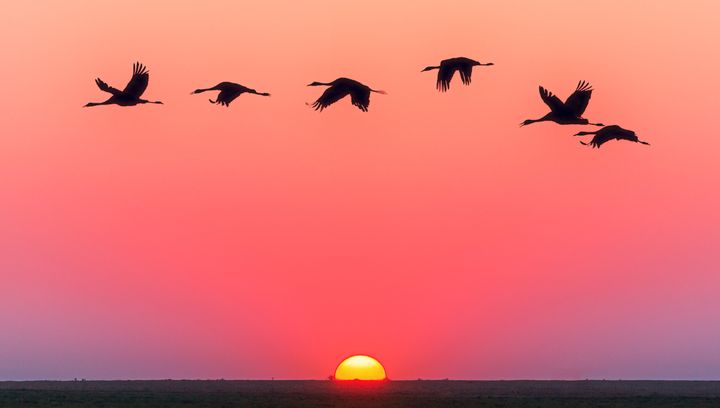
[
  {"x1": 84, "y1": 100, "x2": 111, "y2": 107},
  {"x1": 139, "y1": 99, "x2": 163, "y2": 104},
  {"x1": 477, "y1": 63, "x2": 494, "y2": 66},
  {"x1": 574, "y1": 131, "x2": 598, "y2": 136},
  {"x1": 422, "y1": 65, "x2": 440, "y2": 71},
  {"x1": 249, "y1": 89, "x2": 270, "y2": 96},
  {"x1": 521, "y1": 117, "x2": 547, "y2": 126},
  {"x1": 193, "y1": 87, "x2": 216, "y2": 94}
]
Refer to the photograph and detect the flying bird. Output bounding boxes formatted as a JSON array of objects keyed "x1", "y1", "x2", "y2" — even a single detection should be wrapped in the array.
[
  {"x1": 520, "y1": 81, "x2": 603, "y2": 127},
  {"x1": 421, "y1": 57, "x2": 494, "y2": 92},
  {"x1": 575, "y1": 125, "x2": 650, "y2": 148},
  {"x1": 307, "y1": 78, "x2": 387, "y2": 112},
  {"x1": 192, "y1": 82, "x2": 270, "y2": 107},
  {"x1": 84, "y1": 62, "x2": 162, "y2": 107}
]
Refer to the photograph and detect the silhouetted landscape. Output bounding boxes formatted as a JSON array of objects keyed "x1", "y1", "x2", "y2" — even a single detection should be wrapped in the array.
[{"x1": 2, "y1": 380, "x2": 720, "y2": 407}]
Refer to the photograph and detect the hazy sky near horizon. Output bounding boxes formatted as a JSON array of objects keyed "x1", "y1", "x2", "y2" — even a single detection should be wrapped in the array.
[{"x1": 1, "y1": 1, "x2": 719, "y2": 380}]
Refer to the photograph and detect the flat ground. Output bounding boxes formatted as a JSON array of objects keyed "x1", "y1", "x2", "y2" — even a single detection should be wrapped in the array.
[{"x1": 2, "y1": 380, "x2": 720, "y2": 407}]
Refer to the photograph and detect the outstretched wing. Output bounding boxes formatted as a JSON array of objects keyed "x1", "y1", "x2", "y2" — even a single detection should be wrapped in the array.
[
  {"x1": 311, "y1": 85, "x2": 350, "y2": 111},
  {"x1": 350, "y1": 87, "x2": 371, "y2": 112},
  {"x1": 123, "y1": 62, "x2": 150, "y2": 98},
  {"x1": 458, "y1": 64, "x2": 473, "y2": 85},
  {"x1": 564, "y1": 80, "x2": 593, "y2": 116},
  {"x1": 214, "y1": 89, "x2": 243, "y2": 106},
  {"x1": 436, "y1": 65, "x2": 456, "y2": 92},
  {"x1": 95, "y1": 78, "x2": 121, "y2": 95},
  {"x1": 539, "y1": 86, "x2": 565, "y2": 113},
  {"x1": 587, "y1": 133, "x2": 614, "y2": 148}
]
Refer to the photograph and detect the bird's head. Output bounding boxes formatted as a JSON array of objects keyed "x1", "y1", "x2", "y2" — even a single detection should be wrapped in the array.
[
  {"x1": 474, "y1": 61, "x2": 494, "y2": 66},
  {"x1": 421, "y1": 66, "x2": 436, "y2": 72},
  {"x1": 307, "y1": 81, "x2": 324, "y2": 86},
  {"x1": 191, "y1": 89, "x2": 203, "y2": 94},
  {"x1": 520, "y1": 119, "x2": 534, "y2": 127}
]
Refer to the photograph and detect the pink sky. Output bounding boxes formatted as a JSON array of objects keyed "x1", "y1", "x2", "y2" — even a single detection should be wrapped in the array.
[{"x1": 1, "y1": 1, "x2": 719, "y2": 380}]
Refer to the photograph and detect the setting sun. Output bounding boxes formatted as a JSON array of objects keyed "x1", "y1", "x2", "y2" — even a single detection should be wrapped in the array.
[{"x1": 334, "y1": 355, "x2": 387, "y2": 381}]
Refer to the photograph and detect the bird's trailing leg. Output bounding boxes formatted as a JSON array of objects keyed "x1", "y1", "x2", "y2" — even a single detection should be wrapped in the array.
[{"x1": 249, "y1": 89, "x2": 271, "y2": 96}]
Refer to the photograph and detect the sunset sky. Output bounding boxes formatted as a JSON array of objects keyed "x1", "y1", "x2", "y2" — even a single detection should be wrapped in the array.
[{"x1": 1, "y1": 1, "x2": 719, "y2": 380}]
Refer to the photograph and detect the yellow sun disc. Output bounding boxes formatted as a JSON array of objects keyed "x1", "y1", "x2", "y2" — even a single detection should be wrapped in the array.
[{"x1": 334, "y1": 355, "x2": 387, "y2": 380}]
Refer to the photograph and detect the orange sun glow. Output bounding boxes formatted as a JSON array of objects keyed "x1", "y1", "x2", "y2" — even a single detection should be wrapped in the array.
[{"x1": 334, "y1": 355, "x2": 387, "y2": 381}]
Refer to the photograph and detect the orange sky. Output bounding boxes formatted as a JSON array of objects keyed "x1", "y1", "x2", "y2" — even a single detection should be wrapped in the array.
[{"x1": 1, "y1": 1, "x2": 719, "y2": 380}]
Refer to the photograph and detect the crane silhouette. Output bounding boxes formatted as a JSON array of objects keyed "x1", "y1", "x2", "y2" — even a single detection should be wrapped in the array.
[
  {"x1": 520, "y1": 81, "x2": 603, "y2": 127},
  {"x1": 307, "y1": 78, "x2": 387, "y2": 112},
  {"x1": 575, "y1": 125, "x2": 650, "y2": 148},
  {"x1": 421, "y1": 57, "x2": 494, "y2": 92},
  {"x1": 192, "y1": 82, "x2": 270, "y2": 107},
  {"x1": 84, "y1": 62, "x2": 162, "y2": 107}
]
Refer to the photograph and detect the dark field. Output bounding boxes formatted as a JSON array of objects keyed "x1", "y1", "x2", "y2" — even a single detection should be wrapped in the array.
[{"x1": 2, "y1": 380, "x2": 720, "y2": 407}]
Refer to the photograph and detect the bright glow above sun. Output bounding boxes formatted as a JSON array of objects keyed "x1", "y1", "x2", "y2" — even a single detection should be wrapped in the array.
[{"x1": 334, "y1": 355, "x2": 387, "y2": 380}]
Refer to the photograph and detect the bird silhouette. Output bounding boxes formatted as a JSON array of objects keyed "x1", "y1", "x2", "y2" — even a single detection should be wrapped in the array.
[
  {"x1": 520, "y1": 81, "x2": 603, "y2": 127},
  {"x1": 421, "y1": 57, "x2": 494, "y2": 92},
  {"x1": 84, "y1": 62, "x2": 162, "y2": 107},
  {"x1": 307, "y1": 78, "x2": 387, "y2": 112},
  {"x1": 575, "y1": 125, "x2": 650, "y2": 148},
  {"x1": 192, "y1": 82, "x2": 270, "y2": 107}
]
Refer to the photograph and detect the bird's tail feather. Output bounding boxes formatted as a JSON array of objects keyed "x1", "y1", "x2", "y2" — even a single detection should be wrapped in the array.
[{"x1": 371, "y1": 89, "x2": 388, "y2": 95}]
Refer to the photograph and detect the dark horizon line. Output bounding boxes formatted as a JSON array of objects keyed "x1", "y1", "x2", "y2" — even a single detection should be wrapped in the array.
[{"x1": 3, "y1": 378, "x2": 720, "y2": 382}]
